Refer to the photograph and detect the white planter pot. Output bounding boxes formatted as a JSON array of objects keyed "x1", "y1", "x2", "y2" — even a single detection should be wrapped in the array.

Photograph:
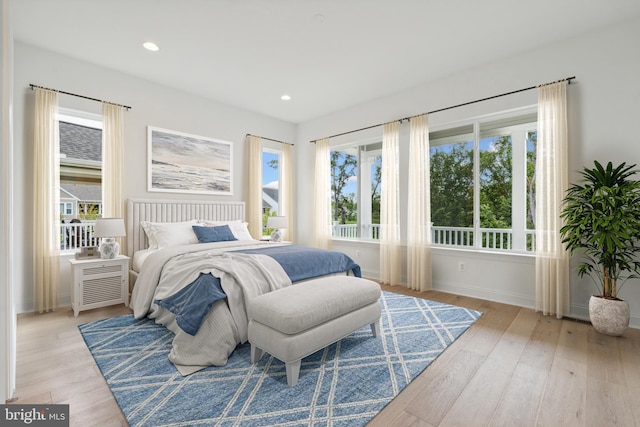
[{"x1": 589, "y1": 295, "x2": 630, "y2": 336}]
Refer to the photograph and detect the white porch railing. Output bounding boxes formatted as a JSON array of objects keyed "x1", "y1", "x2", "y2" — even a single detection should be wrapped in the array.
[
  {"x1": 332, "y1": 223, "x2": 536, "y2": 252},
  {"x1": 332, "y1": 223, "x2": 380, "y2": 240},
  {"x1": 333, "y1": 223, "x2": 358, "y2": 239},
  {"x1": 432, "y1": 226, "x2": 474, "y2": 248},
  {"x1": 60, "y1": 221, "x2": 100, "y2": 251},
  {"x1": 525, "y1": 229, "x2": 536, "y2": 252}
]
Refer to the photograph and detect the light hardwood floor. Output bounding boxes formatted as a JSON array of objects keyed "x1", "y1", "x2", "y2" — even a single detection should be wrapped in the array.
[{"x1": 10, "y1": 288, "x2": 640, "y2": 426}]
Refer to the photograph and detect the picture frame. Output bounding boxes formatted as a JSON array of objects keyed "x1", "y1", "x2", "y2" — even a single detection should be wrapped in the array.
[
  {"x1": 75, "y1": 246, "x2": 98, "y2": 259},
  {"x1": 147, "y1": 126, "x2": 233, "y2": 195}
]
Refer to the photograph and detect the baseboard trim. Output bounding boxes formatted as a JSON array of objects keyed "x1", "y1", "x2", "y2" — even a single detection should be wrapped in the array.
[{"x1": 433, "y1": 280, "x2": 535, "y2": 309}]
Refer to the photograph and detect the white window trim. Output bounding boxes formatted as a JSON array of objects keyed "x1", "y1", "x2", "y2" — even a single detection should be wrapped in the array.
[
  {"x1": 430, "y1": 105, "x2": 538, "y2": 254},
  {"x1": 58, "y1": 108, "x2": 103, "y2": 129},
  {"x1": 330, "y1": 135, "x2": 382, "y2": 242}
]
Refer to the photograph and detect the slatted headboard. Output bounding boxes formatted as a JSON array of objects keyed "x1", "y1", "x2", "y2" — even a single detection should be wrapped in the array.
[{"x1": 126, "y1": 198, "x2": 246, "y2": 255}]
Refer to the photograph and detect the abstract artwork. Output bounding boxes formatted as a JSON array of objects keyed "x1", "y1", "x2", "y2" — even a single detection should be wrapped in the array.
[{"x1": 147, "y1": 126, "x2": 232, "y2": 195}]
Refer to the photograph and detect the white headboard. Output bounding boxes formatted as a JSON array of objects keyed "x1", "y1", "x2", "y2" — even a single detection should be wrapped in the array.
[{"x1": 127, "y1": 198, "x2": 246, "y2": 255}]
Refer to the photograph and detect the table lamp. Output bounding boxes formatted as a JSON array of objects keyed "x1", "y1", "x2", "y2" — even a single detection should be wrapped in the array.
[
  {"x1": 94, "y1": 218, "x2": 126, "y2": 259},
  {"x1": 266, "y1": 216, "x2": 287, "y2": 242}
]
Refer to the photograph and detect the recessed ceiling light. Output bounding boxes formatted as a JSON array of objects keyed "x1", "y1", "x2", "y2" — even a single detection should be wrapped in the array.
[
  {"x1": 143, "y1": 41, "x2": 160, "y2": 52},
  {"x1": 281, "y1": 94, "x2": 291, "y2": 101}
]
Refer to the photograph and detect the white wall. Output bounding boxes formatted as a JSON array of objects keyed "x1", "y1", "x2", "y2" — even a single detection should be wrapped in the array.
[
  {"x1": 295, "y1": 16, "x2": 640, "y2": 327},
  {"x1": 13, "y1": 42, "x2": 296, "y2": 312}
]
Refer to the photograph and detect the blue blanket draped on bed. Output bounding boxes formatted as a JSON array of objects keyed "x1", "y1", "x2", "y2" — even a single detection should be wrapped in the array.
[
  {"x1": 154, "y1": 245, "x2": 361, "y2": 335},
  {"x1": 155, "y1": 273, "x2": 227, "y2": 335},
  {"x1": 232, "y1": 244, "x2": 361, "y2": 281}
]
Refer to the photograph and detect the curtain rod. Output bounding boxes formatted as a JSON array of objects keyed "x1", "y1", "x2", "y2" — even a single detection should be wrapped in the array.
[
  {"x1": 29, "y1": 84, "x2": 132, "y2": 110},
  {"x1": 309, "y1": 76, "x2": 575, "y2": 143},
  {"x1": 246, "y1": 133, "x2": 294, "y2": 146}
]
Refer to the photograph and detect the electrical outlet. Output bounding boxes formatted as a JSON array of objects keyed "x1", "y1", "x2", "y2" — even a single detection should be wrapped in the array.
[
  {"x1": 356, "y1": 250, "x2": 361, "y2": 257},
  {"x1": 458, "y1": 261, "x2": 465, "y2": 272}
]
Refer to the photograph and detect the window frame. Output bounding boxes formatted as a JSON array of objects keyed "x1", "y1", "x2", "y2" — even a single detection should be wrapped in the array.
[
  {"x1": 261, "y1": 146, "x2": 282, "y2": 238},
  {"x1": 57, "y1": 109, "x2": 104, "y2": 251},
  {"x1": 430, "y1": 106, "x2": 538, "y2": 254},
  {"x1": 330, "y1": 136, "x2": 382, "y2": 241},
  {"x1": 60, "y1": 202, "x2": 73, "y2": 216}
]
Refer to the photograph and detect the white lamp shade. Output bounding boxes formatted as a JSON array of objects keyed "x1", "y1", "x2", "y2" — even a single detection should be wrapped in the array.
[
  {"x1": 94, "y1": 218, "x2": 126, "y2": 238},
  {"x1": 267, "y1": 216, "x2": 287, "y2": 229}
]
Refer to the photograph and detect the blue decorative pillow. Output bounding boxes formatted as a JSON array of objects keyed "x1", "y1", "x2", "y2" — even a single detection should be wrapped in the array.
[{"x1": 192, "y1": 225, "x2": 238, "y2": 243}]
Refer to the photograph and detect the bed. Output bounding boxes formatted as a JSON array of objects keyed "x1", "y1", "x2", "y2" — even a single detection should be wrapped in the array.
[{"x1": 126, "y1": 198, "x2": 361, "y2": 375}]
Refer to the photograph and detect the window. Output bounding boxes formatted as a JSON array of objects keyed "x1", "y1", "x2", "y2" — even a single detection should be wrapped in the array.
[
  {"x1": 431, "y1": 111, "x2": 537, "y2": 252},
  {"x1": 58, "y1": 110, "x2": 103, "y2": 249},
  {"x1": 330, "y1": 141, "x2": 381, "y2": 240},
  {"x1": 262, "y1": 149, "x2": 280, "y2": 237},
  {"x1": 60, "y1": 202, "x2": 73, "y2": 216},
  {"x1": 526, "y1": 130, "x2": 537, "y2": 250},
  {"x1": 430, "y1": 125, "x2": 474, "y2": 246}
]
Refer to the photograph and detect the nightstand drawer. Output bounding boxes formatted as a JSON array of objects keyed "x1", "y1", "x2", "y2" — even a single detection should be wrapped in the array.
[{"x1": 81, "y1": 263, "x2": 123, "y2": 277}]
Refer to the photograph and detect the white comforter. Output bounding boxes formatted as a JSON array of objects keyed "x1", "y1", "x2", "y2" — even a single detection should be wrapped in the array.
[{"x1": 130, "y1": 240, "x2": 292, "y2": 375}]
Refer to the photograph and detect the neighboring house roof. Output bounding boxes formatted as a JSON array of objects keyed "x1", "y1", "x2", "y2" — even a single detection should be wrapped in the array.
[
  {"x1": 262, "y1": 187, "x2": 278, "y2": 209},
  {"x1": 60, "y1": 121, "x2": 101, "y2": 162},
  {"x1": 60, "y1": 187, "x2": 79, "y2": 200},
  {"x1": 60, "y1": 183, "x2": 102, "y2": 202}
]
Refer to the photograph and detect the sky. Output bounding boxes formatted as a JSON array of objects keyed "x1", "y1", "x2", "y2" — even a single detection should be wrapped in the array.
[{"x1": 263, "y1": 151, "x2": 279, "y2": 188}]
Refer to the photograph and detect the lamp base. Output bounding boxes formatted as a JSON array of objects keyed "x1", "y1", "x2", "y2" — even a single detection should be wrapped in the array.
[
  {"x1": 99, "y1": 238, "x2": 120, "y2": 259},
  {"x1": 270, "y1": 229, "x2": 283, "y2": 243}
]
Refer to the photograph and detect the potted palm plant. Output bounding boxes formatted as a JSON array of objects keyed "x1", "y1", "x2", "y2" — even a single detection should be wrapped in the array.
[{"x1": 560, "y1": 161, "x2": 640, "y2": 336}]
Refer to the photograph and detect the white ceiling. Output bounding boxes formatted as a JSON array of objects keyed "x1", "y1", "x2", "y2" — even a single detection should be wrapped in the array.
[{"x1": 11, "y1": 0, "x2": 640, "y2": 123}]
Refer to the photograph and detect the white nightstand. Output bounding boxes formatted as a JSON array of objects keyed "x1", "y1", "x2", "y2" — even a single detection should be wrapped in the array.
[{"x1": 69, "y1": 255, "x2": 130, "y2": 316}]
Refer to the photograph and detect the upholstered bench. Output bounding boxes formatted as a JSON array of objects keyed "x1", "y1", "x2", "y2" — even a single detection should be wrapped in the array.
[{"x1": 247, "y1": 276, "x2": 382, "y2": 386}]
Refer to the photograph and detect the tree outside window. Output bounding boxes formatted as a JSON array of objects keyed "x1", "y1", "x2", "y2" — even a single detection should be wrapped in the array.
[{"x1": 430, "y1": 112, "x2": 537, "y2": 252}]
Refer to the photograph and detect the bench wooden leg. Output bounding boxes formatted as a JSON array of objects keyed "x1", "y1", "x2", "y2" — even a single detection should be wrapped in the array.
[
  {"x1": 370, "y1": 320, "x2": 380, "y2": 337},
  {"x1": 251, "y1": 345, "x2": 263, "y2": 363},
  {"x1": 285, "y1": 360, "x2": 301, "y2": 386}
]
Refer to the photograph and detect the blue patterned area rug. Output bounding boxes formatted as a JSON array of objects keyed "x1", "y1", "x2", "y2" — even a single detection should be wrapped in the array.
[{"x1": 79, "y1": 291, "x2": 481, "y2": 427}]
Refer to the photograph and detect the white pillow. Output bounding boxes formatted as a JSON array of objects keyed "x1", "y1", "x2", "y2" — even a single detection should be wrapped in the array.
[
  {"x1": 199, "y1": 220, "x2": 255, "y2": 241},
  {"x1": 228, "y1": 222, "x2": 255, "y2": 241},
  {"x1": 140, "y1": 220, "x2": 199, "y2": 249}
]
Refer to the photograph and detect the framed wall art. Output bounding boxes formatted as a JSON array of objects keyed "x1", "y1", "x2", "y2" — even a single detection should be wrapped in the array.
[{"x1": 147, "y1": 126, "x2": 233, "y2": 195}]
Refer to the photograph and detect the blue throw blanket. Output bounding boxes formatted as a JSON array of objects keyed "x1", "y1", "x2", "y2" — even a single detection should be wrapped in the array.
[
  {"x1": 232, "y1": 244, "x2": 361, "y2": 281},
  {"x1": 155, "y1": 273, "x2": 227, "y2": 336}
]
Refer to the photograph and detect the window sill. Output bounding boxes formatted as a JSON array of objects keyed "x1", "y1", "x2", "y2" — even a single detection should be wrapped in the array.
[
  {"x1": 431, "y1": 245, "x2": 536, "y2": 258},
  {"x1": 330, "y1": 239, "x2": 536, "y2": 258},
  {"x1": 331, "y1": 237, "x2": 380, "y2": 244}
]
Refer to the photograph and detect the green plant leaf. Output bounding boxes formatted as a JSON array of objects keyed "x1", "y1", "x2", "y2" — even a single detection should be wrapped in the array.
[{"x1": 560, "y1": 161, "x2": 640, "y2": 297}]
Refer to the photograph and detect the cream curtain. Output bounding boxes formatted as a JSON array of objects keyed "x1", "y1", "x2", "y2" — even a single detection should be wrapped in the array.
[
  {"x1": 101, "y1": 102, "x2": 126, "y2": 252},
  {"x1": 407, "y1": 114, "x2": 432, "y2": 291},
  {"x1": 535, "y1": 81, "x2": 570, "y2": 318},
  {"x1": 380, "y1": 122, "x2": 401, "y2": 286},
  {"x1": 33, "y1": 88, "x2": 60, "y2": 312},
  {"x1": 281, "y1": 143, "x2": 294, "y2": 242},
  {"x1": 313, "y1": 138, "x2": 331, "y2": 249},
  {"x1": 247, "y1": 135, "x2": 263, "y2": 240}
]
